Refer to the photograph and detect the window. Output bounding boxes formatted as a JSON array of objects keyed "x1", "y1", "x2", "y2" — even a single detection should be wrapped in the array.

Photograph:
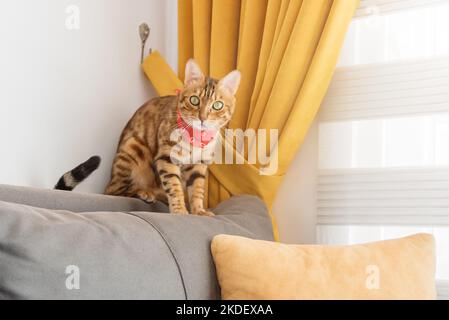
[{"x1": 317, "y1": 0, "x2": 449, "y2": 299}]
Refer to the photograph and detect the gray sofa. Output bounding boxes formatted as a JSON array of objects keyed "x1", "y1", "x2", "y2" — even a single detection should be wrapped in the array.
[{"x1": 0, "y1": 184, "x2": 273, "y2": 300}]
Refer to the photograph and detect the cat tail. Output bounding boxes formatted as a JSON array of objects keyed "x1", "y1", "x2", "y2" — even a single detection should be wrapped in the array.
[{"x1": 55, "y1": 156, "x2": 101, "y2": 191}]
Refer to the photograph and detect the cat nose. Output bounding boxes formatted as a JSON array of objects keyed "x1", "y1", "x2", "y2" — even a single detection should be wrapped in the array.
[{"x1": 199, "y1": 113, "x2": 207, "y2": 123}]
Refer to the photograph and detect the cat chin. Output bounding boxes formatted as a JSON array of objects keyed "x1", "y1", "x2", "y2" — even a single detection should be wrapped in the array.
[
  {"x1": 192, "y1": 122, "x2": 220, "y2": 130},
  {"x1": 203, "y1": 124, "x2": 220, "y2": 130}
]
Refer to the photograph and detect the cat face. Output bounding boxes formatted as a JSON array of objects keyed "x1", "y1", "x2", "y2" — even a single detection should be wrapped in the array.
[{"x1": 178, "y1": 59, "x2": 241, "y2": 130}]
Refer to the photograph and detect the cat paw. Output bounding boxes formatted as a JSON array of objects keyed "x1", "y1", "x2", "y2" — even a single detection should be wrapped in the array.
[
  {"x1": 136, "y1": 190, "x2": 156, "y2": 204},
  {"x1": 193, "y1": 209, "x2": 215, "y2": 217}
]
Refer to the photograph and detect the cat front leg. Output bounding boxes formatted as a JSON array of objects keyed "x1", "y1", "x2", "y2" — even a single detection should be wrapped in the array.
[
  {"x1": 155, "y1": 156, "x2": 188, "y2": 215},
  {"x1": 184, "y1": 164, "x2": 214, "y2": 217}
]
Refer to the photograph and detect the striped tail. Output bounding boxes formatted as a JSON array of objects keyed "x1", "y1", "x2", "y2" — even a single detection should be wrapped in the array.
[{"x1": 55, "y1": 156, "x2": 101, "y2": 191}]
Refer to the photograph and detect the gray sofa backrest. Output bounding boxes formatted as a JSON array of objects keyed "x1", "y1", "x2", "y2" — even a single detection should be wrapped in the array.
[{"x1": 0, "y1": 185, "x2": 273, "y2": 300}]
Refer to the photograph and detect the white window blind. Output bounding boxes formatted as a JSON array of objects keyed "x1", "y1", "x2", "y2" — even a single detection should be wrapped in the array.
[
  {"x1": 321, "y1": 58, "x2": 449, "y2": 121},
  {"x1": 438, "y1": 281, "x2": 449, "y2": 300},
  {"x1": 318, "y1": 168, "x2": 449, "y2": 226},
  {"x1": 341, "y1": 0, "x2": 449, "y2": 66},
  {"x1": 317, "y1": 0, "x2": 449, "y2": 298},
  {"x1": 356, "y1": 0, "x2": 448, "y2": 17}
]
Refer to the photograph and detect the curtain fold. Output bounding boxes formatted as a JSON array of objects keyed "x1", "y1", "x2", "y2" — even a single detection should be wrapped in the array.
[
  {"x1": 143, "y1": 0, "x2": 359, "y2": 240},
  {"x1": 246, "y1": 0, "x2": 282, "y2": 123},
  {"x1": 209, "y1": 0, "x2": 241, "y2": 78},
  {"x1": 178, "y1": 0, "x2": 194, "y2": 81},
  {"x1": 230, "y1": 0, "x2": 268, "y2": 130},
  {"x1": 247, "y1": 0, "x2": 303, "y2": 132},
  {"x1": 192, "y1": 0, "x2": 212, "y2": 74}
]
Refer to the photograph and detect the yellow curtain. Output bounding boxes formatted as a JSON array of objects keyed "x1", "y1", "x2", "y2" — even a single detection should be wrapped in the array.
[{"x1": 142, "y1": 0, "x2": 359, "y2": 240}]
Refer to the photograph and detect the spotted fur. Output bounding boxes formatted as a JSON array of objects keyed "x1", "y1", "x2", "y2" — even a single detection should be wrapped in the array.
[{"x1": 103, "y1": 60, "x2": 241, "y2": 215}]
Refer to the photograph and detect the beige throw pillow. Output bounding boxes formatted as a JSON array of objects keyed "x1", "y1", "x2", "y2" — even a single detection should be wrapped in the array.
[{"x1": 211, "y1": 234, "x2": 436, "y2": 300}]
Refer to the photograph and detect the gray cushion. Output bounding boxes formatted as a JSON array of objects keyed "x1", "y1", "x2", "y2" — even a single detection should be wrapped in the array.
[
  {"x1": 0, "y1": 184, "x2": 167, "y2": 213},
  {"x1": 0, "y1": 185, "x2": 273, "y2": 300}
]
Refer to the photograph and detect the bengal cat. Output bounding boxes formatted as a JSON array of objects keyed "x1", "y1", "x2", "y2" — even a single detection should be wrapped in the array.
[{"x1": 56, "y1": 60, "x2": 241, "y2": 216}]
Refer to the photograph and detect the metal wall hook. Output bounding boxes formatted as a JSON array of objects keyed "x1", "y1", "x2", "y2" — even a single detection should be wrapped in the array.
[{"x1": 139, "y1": 23, "x2": 151, "y2": 63}]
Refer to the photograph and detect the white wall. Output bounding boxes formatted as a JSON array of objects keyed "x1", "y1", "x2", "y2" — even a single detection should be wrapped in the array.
[
  {"x1": 0, "y1": 0, "x2": 175, "y2": 193},
  {"x1": 273, "y1": 122, "x2": 318, "y2": 244}
]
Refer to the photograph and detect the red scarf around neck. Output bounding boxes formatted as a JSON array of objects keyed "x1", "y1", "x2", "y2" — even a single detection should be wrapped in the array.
[{"x1": 177, "y1": 109, "x2": 217, "y2": 148}]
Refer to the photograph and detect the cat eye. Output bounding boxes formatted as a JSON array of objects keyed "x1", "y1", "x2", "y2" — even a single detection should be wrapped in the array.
[
  {"x1": 189, "y1": 95, "x2": 200, "y2": 106},
  {"x1": 212, "y1": 101, "x2": 224, "y2": 111}
]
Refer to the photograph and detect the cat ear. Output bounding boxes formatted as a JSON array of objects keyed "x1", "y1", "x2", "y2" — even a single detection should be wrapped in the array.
[
  {"x1": 218, "y1": 70, "x2": 241, "y2": 95},
  {"x1": 184, "y1": 59, "x2": 205, "y2": 86}
]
